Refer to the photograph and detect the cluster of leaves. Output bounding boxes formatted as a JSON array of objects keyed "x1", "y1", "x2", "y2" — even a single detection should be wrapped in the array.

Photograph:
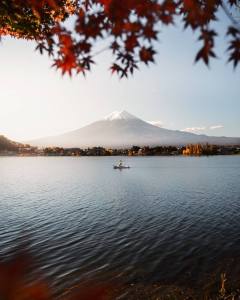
[
  {"x1": 0, "y1": 1, "x2": 77, "y2": 39},
  {"x1": 0, "y1": 0, "x2": 239, "y2": 76}
]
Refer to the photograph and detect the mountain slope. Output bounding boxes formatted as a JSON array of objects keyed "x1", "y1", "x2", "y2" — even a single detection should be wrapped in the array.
[
  {"x1": 29, "y1": 111, "x2": 240, "y2": 148},
  {"x1": 0, "y1": 135, "x2": 22, "y2": 151}
]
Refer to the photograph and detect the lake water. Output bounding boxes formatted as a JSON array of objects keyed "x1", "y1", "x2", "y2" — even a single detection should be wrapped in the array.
[{"x1": 0, "y1": 156, "x2": 240, "y2": 296}]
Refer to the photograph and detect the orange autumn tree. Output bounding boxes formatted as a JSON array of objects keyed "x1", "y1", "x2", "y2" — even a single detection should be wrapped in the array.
[{"x1": 0, "y1": 0, "x2": 240, "y2": 77}]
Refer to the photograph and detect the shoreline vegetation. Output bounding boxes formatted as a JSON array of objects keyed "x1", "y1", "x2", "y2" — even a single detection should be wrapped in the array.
[
  {"x1": 0, "y1": 134, "x2": 240, "y2": 157},
  {"x1": 1, "y1": 145, "x2": 240, "y2": 157}
]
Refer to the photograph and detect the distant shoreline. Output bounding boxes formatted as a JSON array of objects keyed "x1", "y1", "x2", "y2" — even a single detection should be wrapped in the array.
[
  {"x1": 1, "y1": 142, "x2": 240, "y2": 157},
  {"x1": 1, "y1": 153, "x2": 240, "y2": 157}
]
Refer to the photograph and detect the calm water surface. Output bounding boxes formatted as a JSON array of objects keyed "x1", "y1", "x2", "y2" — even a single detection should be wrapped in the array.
[{"x1": 0, "y1": 156, "x2": 240, "y2": 293}]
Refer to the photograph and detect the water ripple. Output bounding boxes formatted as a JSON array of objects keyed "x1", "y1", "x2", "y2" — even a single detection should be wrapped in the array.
[{"x1": 0, "y1": 156, "x2": 240, "y2": 293}]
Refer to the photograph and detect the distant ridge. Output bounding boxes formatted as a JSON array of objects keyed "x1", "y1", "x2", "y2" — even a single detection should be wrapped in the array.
[
  {"x1": 0, "y1": 135, "x2": 22, "y2": 151},
  {"x1": 28, "y1": 111, "x2": 240, "y2": 148}
]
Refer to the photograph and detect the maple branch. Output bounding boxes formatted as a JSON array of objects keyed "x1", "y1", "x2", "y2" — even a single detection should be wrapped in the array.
[
  {"x1": 221, "y1": 2, "x2": 240, "y2": 30},
  {"x1": 1, "y1": 0, "x2": 240, "y2": 74},
  {"x1": 92, "y1": 45, "x2": 109, "y2": 57}
]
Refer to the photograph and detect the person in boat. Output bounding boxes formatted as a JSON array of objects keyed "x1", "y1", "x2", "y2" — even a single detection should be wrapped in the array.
[
  {"x1": 113, "y1": 160, "x2": 130, "y2": 169},
  {"x1": 118, "y1": 160, "x2": 123, "y2": 167}
]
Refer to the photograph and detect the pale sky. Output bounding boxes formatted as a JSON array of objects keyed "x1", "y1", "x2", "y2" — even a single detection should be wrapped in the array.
[{"x1": 0, "y1": 10, "x2": 239, "y2": 142}]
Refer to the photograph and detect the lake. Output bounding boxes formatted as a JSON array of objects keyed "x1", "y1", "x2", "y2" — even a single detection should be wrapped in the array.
[{"x1": 0, "y1": 156, "x2": 240, "y2": 296}]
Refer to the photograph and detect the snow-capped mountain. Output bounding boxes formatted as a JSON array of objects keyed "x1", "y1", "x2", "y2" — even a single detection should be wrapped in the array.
[
  {"x1": 29, "y1": 110, "x2": 240, "y2": 148},
  {"x1": 104, "y1": 110, "x2": 138, "y2": 121}
]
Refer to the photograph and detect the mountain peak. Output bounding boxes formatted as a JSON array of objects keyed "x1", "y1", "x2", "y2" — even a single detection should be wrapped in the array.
[{"x1": 103, "y1": 110, "x2": 138, "y2": 121}]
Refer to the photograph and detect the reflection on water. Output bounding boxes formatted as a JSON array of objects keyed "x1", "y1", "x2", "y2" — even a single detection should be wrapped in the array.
[{"x1": 0, "y1": 156, "x2": 240, "y2": 295}]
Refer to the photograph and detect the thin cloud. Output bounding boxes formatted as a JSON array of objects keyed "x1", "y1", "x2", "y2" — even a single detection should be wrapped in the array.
[
  {"x1": 182, "y1": 127, "x2": 206, "y2": 133},
  {"x1": 148, "y1": 120, "x2": 163, "y2": 128},
  {"x1": 182, "y1": 124, "x2": 224, "y2": 133},
  {"x1": 209, "y1": 125, "x2": 224, "y2": 130}
]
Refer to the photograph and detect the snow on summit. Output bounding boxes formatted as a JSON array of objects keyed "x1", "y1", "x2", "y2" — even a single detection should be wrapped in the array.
[{"x1": 104, "y1": 110, "x2": 138, "y2": 121}]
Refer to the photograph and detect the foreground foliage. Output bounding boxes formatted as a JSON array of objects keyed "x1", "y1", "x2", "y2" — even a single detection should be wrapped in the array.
[{"x1": 0, "y1": 0, "x2": 240, "y2": 76}]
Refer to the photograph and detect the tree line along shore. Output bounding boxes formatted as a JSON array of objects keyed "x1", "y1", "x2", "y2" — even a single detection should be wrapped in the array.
[
  {"x1": 1, "y1": 144, "x2": 240, "y2": 158},
  {"x1": 1, "y1": 134, "x2": 240, "y2": 156}
]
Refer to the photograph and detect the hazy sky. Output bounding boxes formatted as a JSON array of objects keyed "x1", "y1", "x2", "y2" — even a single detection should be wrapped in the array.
[{"x1": 0, "y1": 10, "x2": 239, "y2": 142}]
